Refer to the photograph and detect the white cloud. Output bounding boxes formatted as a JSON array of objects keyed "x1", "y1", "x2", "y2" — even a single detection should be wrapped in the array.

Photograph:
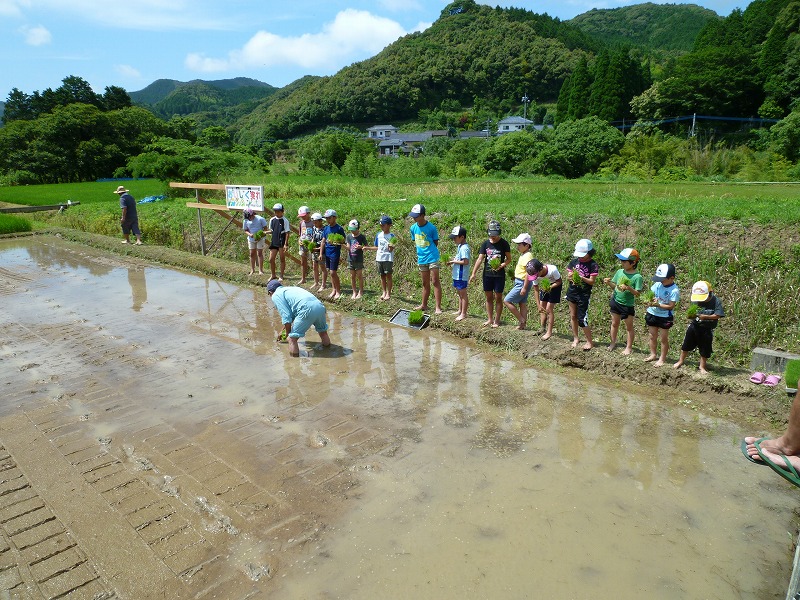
[
  {"x1": 20, "y1": 24, "x2": 51, "y2": 45},
  {"x1": 115, "y1": 64, "x2": 141, "y2": 79},
  {"x1": 185, "y1": 9, "x2": 408, "y2": 74},
  {"x1": 0, "y1": 0, "x2": 25, "y2": 17}
]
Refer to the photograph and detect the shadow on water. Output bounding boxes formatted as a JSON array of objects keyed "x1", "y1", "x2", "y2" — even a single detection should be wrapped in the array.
[{"x1": 1, "y1": 237, "x2": 796, "y2": 600}]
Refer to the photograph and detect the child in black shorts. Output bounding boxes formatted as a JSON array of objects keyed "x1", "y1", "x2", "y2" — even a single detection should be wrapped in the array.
[
  {"x1": 566, "y1": 239, "x2": 599, "y2": 350},
  {"x1": 673, "y1": 281, "x2": 725, "y2": 374}
]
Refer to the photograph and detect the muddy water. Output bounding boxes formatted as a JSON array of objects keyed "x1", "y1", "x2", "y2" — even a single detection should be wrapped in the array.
[{"x1": 0, "y1": 237, "x2": 795, "y2": 600}]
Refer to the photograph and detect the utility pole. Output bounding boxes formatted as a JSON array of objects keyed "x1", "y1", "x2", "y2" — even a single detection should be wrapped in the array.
[{"x1": 522, "y1": 93, "x2": 529, "y2": 123}]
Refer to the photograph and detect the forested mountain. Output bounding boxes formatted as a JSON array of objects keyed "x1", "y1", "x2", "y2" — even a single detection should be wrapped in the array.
[
  {"x1": 568, "y1": 3, "x2": 719, "y2": 53},
  {"x1": 234, "y1": 0, "x2": 603, "y2": 144},
  {"x1": 130, "y1": 78, "x2": 277, "y2": 120}
]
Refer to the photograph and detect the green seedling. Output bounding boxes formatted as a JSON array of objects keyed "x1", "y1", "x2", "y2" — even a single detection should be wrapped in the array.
[
  {"x1": 279, "y1": 331, "x2": 287, "y2": 341},
  {"x1": 440, "y1": 253, "x2": 451, "y2": 265},
  {"x1": 302, "y1": 239, "x2": 316, "y2": 252},
  {"x1": 253, "y1": 230, "x2": 265, "y2": 241},
  {"x1": 641, "y1": 290, "x2": 655, "y2": 303},
  {"x1": 408, "y1": 310, "x2": 424, "y2": 325},
  {"x1": 617, "y1": 274, "x2": 631, "y2": 288},
  {"x1": 489, "y1": 257, "x2": 501, "y2": 270},
  {"x1": 785, "y1": 359, "x2": 800, "y2": 389},
  {"x1": 537, "y1": 277, "x2": 551, "y2": 292},
  {"x1": 571, "y1": 269, "x2": 582, "y2": 285},
  {"x1": 327, "y1": 233, "x2": 345, "y2": 245},
  {"x1": 686, "y1": 304, "x2": 699, "y2": 319}
]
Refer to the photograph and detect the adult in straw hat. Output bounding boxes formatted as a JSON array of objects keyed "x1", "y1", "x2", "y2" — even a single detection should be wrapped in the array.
[{"x1": 113, "y1": 185, "x2": 142, "y2": 245}]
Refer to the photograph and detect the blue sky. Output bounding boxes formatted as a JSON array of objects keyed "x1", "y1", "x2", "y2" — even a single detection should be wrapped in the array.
[{"x1": 1, "y1": 0, "x2": 746, "y2": 101}]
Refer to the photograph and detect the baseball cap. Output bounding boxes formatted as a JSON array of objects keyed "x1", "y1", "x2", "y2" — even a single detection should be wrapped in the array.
[
  {"x1": 298, "y1": 205, "x2": 310, "y2": 216},
  {"x1": 243, "y1": 209, "x2": 255, "y2": 220},
  {"x1": 614, "y1": 248, "x2": 639, "y2": 261},
  {"x1": 651, "y1": 263, "x2": 676, "y2": 282},
  {"x1": 691, "y1": 280, "x2": 711, "y2": 302},
  {"x1": 409, "y1": 204, "x2": 426, "y2": 218},
  {"x1": 487, "y1": 221, "x2": 501, "y2": 236},
  {"x1": 512, "y1": 233, "x2": 532, "y2": 245},
  {"x1": 348, "y1": 219, "x2": 360, "y2": 231},
  {"x1": 311, "y1": 212, "x2": 323, "y2": 221},
  {"x1": 266, "y1": 279, "x2": 282, "y2": 294},
  {"x1": 379, "y1": 215, "x2": 393, "y2": 225},
  {"x1": 272, "y1": 203, "x2": 284, "y2": 211},
  {"x1": 449, "y1": 225, "x2": 467, "y2": 238},
  {"x1": 573, "y1": 238, "x2": 594, "y2": 257},
  {"x1": 324, "y1": 209, "x2": 337, "y2": 218}
]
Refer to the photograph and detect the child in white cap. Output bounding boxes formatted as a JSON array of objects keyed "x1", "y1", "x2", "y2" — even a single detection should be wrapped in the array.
[
  {"x1": 268, "y1": 203, "x2": 291, "y2": 281},
  {"x1": 346, "y1": 219, "x2": 367, "y2": 299},
  {"x1": 644, "y1": 263, "x2": 680, "y2": 366},
  {"x1": 674, "y1": 281, "x2": 724, "y2": 374},
  {"x1": 566, "y1": 238, "x2": 599, "y2": 350},
  {"x1": 297, "y1": 206, "x2": 313, "y2": 284},
  {"x1": 447, "y1": 225, "x2": 470, "y2": 321},
  {"x1": 242, "y1": 208, "x2": 268, "y2": 275}
]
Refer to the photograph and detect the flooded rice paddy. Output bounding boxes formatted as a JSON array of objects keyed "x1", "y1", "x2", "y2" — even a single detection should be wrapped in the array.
[{"x1": 0, "y1": 236, "x2": 796, "y2": 599}]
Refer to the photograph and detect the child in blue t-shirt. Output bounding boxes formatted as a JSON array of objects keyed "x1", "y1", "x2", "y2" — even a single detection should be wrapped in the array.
[
  {"x1": 365, "y1": 215, "x2": 396, "y2": 301},
  {"x1": 644, "y1": 263, "x2": 680, "y2": 367},
  {"x1": 409, "y1": 203, "x2": 443, "y2": 314},
  {"x1": 320, "y1": 209, "x2": 345, "y2": 300},
  {"x1": 447, "y1": 225, "x2": 470, "y2": 321}
]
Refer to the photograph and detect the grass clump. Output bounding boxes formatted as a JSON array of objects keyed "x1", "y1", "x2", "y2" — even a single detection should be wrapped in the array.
[
  {"x1": 786, "y1": 359, "x2": 800, "y2": 389},
  {"x1": 0, "y1": 214, "x2": 32, "y2": 234}
]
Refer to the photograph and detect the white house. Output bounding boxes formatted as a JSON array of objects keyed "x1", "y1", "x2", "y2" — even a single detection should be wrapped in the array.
[
  {"x1": 366, "y1": 125, "x2": 399, "y2": 140},
  {"x1": 496, "y1": 116, "x2": 534, "y2": 134}
]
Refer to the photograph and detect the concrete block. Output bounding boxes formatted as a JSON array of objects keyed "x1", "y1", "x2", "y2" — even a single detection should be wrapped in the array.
[{"x1": 750, "y1": 347, "x2": 800, "y2": 374}]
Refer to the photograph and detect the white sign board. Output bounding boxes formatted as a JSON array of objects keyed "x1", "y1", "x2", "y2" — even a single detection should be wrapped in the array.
[{"x1": 225, "y1": 185, "x2": 264, "y2": 211}]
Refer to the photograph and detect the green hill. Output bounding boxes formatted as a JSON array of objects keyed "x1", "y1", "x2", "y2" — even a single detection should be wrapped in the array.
[
  {"x1": 568, "y1": 3, "x2": 719, "y2": 53},
  {"x1": 234, "y1": 0, "x2": 602, "y2": 143}
]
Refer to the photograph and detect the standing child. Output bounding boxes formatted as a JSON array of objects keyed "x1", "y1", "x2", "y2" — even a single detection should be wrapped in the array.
[
  {"x1": 409, "y1": 203, "x2": 443, "y2": 314},
  {"x1": 602, "y1": 248, "x2": 643, "y2": 355},
  {"x1": 346, "y1": 219, "x2": 367, "y2": 299},
  {"x1": 447, "y1": 226, "x2": 470, "y2": 321},
  {"x1": 297, "y1": 206, "x2": 313, "y2": 284},
  {"x1": 566, "y1": 238, "x2": 599, "y2": 350},
  {"x1": 503, "y1": 233, "x2": 534, "y2": 330},
  {"x1": 526, "y1": 259, "x2": 562, "y2": 340},
  {"x1": 674, "y1": 281, "x2": 725, "y2": 374},
  {"x1": 366, "y1": 215, "x2": 396, "y2": 301},
  {"x1": 320, "y1": 209, "x2": 345, "y2": 300},
  {"x1": 468, "y1": 221, "x2": 511, "y2": 328},
  {"x1": 242, "y1": 209, "x2": 268, "y2": 275},
  {"x1": 644, "y1": 263, "x2": 680, "y2": 367},
  {"x1": 268, "y1": 203, "x2": 291, "y2": 281},
  {"x1": 310, "y1": 213, "x2": 326, "y2": 291}
]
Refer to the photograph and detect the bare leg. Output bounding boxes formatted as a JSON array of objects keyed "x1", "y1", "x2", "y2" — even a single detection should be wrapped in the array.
[
  {"x1": 279, "y1": 247, "x2": 286, "y2": 280},
  {"x1": 418, "y1": 270, "x2": 431, "y2": 311},
  {"x1": 654, "y1": 329, "x2": 669, "y2": 366},
  {"x1": 622, "y1": 316, "x2": 635, "y2": 355},
  {"x1": 569, "y1": 302, "x2": 579, "y2": 347},
  {"x1": 319, "y1": 331, "x2": 331, "y2": 347},
  {"x1": 582, "y1": 326, "x2": 594, "y2": 350},
  {"x1": 483, "y1": 291, "x2": 493, "y2": 326},
  {"x1": 541, "y1": 304, "x2": 555, "y2": 340},
  {"x1": 644, "y1": 326, "x2": 658, "y2": 361},
  {"x1": 249, "y1": 249, "x2": 256, "y2": 275},
  {"x1": 493, "y1": 292, "x2": 503, "y2": 327},
  {"x1": 698, "y1": 355, "x2": 709, "y2": 374},
  {"x1": 608, "y1": 313, "x2": 620, "y2": 350},
  {"x1": 431, "y1": 269, "x2": 443, "y2": 313},
  {"x1": 269, "y1": 248, "x2": 278, "y2": 279},
  {"x1": 673, "y1": 350, "x2": 688, "y2": 369}
]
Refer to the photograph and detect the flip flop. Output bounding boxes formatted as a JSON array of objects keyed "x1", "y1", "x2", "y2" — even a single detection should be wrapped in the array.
[
  {"x1": 749, "y1": 372, "x2": 766, "y2": 384},
  {"x1": 741, "y1": 437, "x2": 769, "y2": 465},
  {"x1": 754, "y1": 438, "x2": 800, "y2": 488},
  {"x1": 764, "y1": 375, "x2": 781, "y2": 387}
]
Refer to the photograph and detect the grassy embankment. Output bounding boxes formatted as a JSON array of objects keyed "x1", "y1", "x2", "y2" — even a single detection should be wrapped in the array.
[{"x1": 3, "y1": 177, "x2": 800, "y2": 369}]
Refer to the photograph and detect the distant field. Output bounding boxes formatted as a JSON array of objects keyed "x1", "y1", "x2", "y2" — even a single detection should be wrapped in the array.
[{"x1": 0, "y1": 180, "x2": 168, "y2": 206}]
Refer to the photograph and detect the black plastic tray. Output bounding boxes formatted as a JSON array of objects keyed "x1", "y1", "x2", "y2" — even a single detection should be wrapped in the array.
[{"x1": 390, "y1": 309, "x2": 430, "y2": 330}]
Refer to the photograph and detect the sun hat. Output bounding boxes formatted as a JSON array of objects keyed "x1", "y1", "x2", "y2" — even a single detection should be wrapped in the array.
[
  {"x1": 691, "y1": 280, "x2": 711, "y2": 302},
  {"x1": 324, "y1": 209, "x2": 337, "y2": 218},
  {"x1": 651, "y1": 263, "x2": 676, "y2": 282},
  {"x1": 348, "y1": 219, "x2": 360, "y2": 231},
  {"x1": 243, "y1": 209, "x2": 255, "y2": 220},
  {"x1": 272, "y1": 203, "x2": 284, "y2": 211},
  {"x1": 512, "y1": 233, "x2": 532, "y2": 245},
  {"x1": 614, "y1": 248, "x2": 639, "y2": 261},
  {"x1": 113, "y1": 185, "x2": 128, "y2": 194},
  {"x1": 449, "y1": 225, "x2": 467, "y2": 238},
  {"x1": 573, "y1": 238, "x2": 594, "y2": 258},
  {"x1": 409, "y1": 204, "x2": 426, "y2": 218},
  {"x1": 266, "y1": 279, "x2": 282, "y2": 294},
  {"x1": 487, "y1": 221, "x2": 501, "y2": 236},
  {"x1": 379, "y1": 215, "x2": 393, "y2": 225},
  {"x1": 298, "y1": 205, "x2": 310, "y2": 216},
  {"x1": 311, "y1": 212, "x2": 323, "y2": 221}
]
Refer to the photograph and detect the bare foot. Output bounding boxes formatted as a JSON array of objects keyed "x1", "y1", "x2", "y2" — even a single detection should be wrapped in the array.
[
  {"x1": 699, "y1": 366, "x2": 709, "y2": 375},
  {"x1": 673, "y1": 361, "x2": 684, "y2": 369},
  {"x1": 134, "y1": 240, "x2": 143, "y2": 245},
  {"x1": 622, "y1": 348, "x2": 632, "y2": 356},
  {"x1": 258, "y1": 271, "x2": 264, "y2": 275},
  {"x1": 607, "y1": 343, "x2": 617, "y2": 351},
  {"x1": 643, "y1": 354, "x2": 657, "y2": 362},
  {"x1": 570, "y1": 340, "x2": 579, "y2": 349},
  {"x1": 332, "y1": 293, "x2": 341, "y2": 300},
  {"x1": 299, "y1": 279, "x2": 306, "y2": 284},
  {"x1": 355, "y1": 293, "x2": 362, "y2": 299},
  {"x1": 482, "y1": 320, "x2": 492, "y2": 327},
  {"x1": 491, "y1": 322, "x2": 500, "y2": 328},
  {"x1": 351, "y1": 292, "x2": 357, "y2": 299},
  {"x1": 120, "y1": 240, "x2": 129, "y2": 244},
  {"x1": 582, "y1": 343, "x2": 593, "y2": 351},
  {"x1": 541, "y1": 333, "x2": 551, "y2": 341},
  {"x1": 516, "y1": 323, "x2": 526, "y2": 331},
  {"x1": 455, "y1": 315, "x2": 465, "y2": 322},
  {"x1": 248, "y1": 271, "x2": 255, "y2": 276},
  {"x1": 415, "y1": 305, "x2": 428, "y2": 311},
  {"x1": 435, "y1": 308, "x2": 443, "y2": 315},
  {"x1": 653, "y1": 359, "x2": 665, "y2": 367}
]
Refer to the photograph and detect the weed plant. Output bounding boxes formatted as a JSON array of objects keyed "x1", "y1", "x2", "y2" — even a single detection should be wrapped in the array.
[{"x1": 0, "y1": 213, "x2": 32, "y2": 234}]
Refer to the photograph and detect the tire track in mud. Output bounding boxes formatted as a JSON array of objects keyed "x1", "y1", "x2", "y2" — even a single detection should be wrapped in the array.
[{"x1": 0, "y1": 254, "x2": 410, "y2": 599}]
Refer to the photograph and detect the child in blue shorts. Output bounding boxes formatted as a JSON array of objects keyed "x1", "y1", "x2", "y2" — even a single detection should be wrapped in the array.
[
  {"x1": 447, "y1": 226, "x2": 470, "y2": 321},
  {"x1": 321, "y1": 209, "x2": 345, "y2": 300},
  {"x1": 504, "y1": 233, "x2": 534, "y2": 330}
]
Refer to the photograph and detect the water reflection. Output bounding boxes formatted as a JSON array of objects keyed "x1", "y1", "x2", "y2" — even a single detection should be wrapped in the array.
[{"x1": 127, "y1": 266, "x2": 147, "y2": 311}]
